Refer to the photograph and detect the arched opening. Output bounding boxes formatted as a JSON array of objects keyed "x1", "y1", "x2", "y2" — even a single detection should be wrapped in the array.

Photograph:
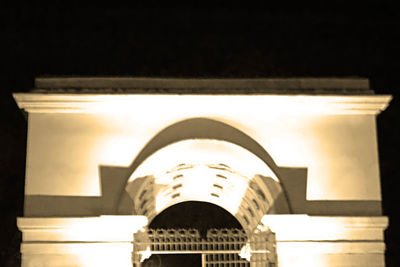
[
  {"x1": 149, "y1": 201, "x2": 243, "y2": 236},
  {"x1": 127, "y1": 127, "x2": 283, "y2": 266},
  {"x1": 125, "y1": 139, "x2": 290, "y2": 236},
  {"x1": 118, "y1": 118, "x2": 293, "y2": 213},
  {"x1": 142, "y1": 201, "x2": 244, "y2": 267}
]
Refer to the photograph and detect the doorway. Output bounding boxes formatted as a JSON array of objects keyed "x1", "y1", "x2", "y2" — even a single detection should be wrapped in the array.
[{"x1": 134, "y1": 201, "x2": 273, "y2": 266}]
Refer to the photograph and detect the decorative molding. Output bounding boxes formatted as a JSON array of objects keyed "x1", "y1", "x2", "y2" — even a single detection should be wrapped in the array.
[
  {"x1": 276, "y1": 241, "x2": 385, "y2": 254},
  {"x1": 18, "y1": 215, "x2": 388, "y2": 266},
  {"x1": 18, "y1": 215, "x2": 388, "y2": 245},
  {"x1": 13, "y1": 93, "x2": 392, "y2": 115},
  {"x1": 20, "y1": 242, "x2": 133, "y2": 255},
  {"x1": 262, "y1": 214, "x2": 388, "y2": 254},
  {"x1": 17, "y1": 216, "x2": 148, "y2": 242},
  {"x1": 262, "y1": 214, "x2": 388, "y2": 241}
]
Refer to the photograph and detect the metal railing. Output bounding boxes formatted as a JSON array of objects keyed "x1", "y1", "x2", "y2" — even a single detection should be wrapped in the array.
[{"x1": 133, "y1": 228, "x2": 276, "y2": 266}]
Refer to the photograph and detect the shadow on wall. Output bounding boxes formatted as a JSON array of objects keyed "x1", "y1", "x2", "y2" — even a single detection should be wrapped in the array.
[
  {"x1": 125, "y1": 118, "x2": 283, "y2": 180},
  {"x1": 117, "y1": 118, "x2": 290, "y2": 210},
  {"x1": 25, "y1": 165, "x2": 381, "y2": 216}
]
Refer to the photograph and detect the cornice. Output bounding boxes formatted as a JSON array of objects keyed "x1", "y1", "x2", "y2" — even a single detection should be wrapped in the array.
[{"x1": 13, "y1": 93, "x2": 392, "y2": 115}]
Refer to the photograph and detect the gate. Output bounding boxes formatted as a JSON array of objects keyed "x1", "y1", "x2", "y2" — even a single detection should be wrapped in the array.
[{"x1": 133, "y1": 228, "x2": 276, "y2": 266}]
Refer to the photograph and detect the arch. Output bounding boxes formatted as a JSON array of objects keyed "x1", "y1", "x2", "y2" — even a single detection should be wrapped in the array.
[
  {"x1": 149, "y1": 201, "x2": 243, "y2": 233},
  {"x1": 124, "y1": 117, "x2": 283, "y2": 184},
  {"x1": 119, "y1": 118, "x2": 292, "y2": 234},
  {"x1": 124, "y1": 141, "x2": 291, "y2": 235},
  {"x1": 118, "y1": 117, "x2": 293, "y2": 211},
  {"x1": 128, "y1": 139, "x2": 280, "y2": 183},
  {"x1": 125, "y1": 161, "x2": 289, "y2": 235}
]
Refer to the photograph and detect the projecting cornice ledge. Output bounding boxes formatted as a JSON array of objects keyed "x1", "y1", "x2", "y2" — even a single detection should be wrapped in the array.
[{"x1": 13, "y1": 93, "x2": 392, "y2": 115}]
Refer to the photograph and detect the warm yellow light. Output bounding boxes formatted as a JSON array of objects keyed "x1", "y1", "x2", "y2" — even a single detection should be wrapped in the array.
[
  {"x1": 153, "y1": 164, "x2": 249, "y2": 215},
  {"x1": 276, "y1": 252, "x2": 326, "y2": 267},
  {"x1": 75, "y1": 243, "x2": 133, "y2": 267},
  {"x1": 48, "y1": 216, "x2": 149, "y2": 242},
  {"x1": 261, "y1": 215, "x2": 345, "y2": 241},
  {"x1": 129, "y1": 139, "x2": 279, "y2": 182}
]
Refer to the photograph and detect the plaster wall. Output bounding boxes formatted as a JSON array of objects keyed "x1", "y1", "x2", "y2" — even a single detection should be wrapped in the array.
[{"x1": 25, "y1": 109, "x2": 380, "y2": 201}]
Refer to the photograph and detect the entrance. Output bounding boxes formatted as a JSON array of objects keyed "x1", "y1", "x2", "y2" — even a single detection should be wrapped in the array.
[
  {"x1": 132, "y1": 202, "x2": 276, "y2": 266},
  {"x1": 137, "y1": 228, "x2": 251, "y2": 266}
]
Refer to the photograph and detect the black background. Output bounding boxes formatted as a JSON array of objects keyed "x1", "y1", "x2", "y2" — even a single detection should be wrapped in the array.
[{"x1": 0, "y1": 6, "x2": 399, "y2": 266}]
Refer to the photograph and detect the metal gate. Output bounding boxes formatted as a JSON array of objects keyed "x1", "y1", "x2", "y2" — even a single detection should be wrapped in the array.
[{"x1": 133, "y1": 228, "x2": 276, "y2": 266}]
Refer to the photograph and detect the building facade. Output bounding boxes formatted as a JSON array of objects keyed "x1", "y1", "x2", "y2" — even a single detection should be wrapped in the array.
[{"x1": 14, "y1": 77, "x2": 391, "y2": 266}]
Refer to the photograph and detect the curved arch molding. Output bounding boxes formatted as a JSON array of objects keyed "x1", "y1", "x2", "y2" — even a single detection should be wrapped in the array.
[
  {"x1": 126, "y1": 167, "x2": 288, "y2": 235},
  {"x1": 125, "y1": 118, "x2": 283, "y2": 181},
  {"x1": 124, "y1": 139, "x2": 291, "y2": 234},
  {"x1": 120, "y1": 118, "x2": 293, "y2": 233}
]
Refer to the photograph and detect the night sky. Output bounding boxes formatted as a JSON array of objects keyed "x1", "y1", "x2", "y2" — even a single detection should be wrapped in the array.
[{"x1": 1, "y1": 6, "x2": 399, "y2": 266}]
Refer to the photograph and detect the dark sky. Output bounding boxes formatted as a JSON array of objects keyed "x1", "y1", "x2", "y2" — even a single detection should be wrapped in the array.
[{"x1": 0, "y1": 6, "x2": 399, "y2": 266}]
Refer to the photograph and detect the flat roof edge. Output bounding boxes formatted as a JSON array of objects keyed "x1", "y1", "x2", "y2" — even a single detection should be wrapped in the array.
[
  {"x1": 34, "y1": 77, "x2": 371, "y2": 93},
  {"x1": 12, "y1": 93, "x2": 392, "y2": 115}
]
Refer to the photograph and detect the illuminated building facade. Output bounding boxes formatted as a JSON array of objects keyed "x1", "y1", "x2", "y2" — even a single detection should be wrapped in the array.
[{"x1": 14, "y1": 77, "x2": 391, "y2": 266}]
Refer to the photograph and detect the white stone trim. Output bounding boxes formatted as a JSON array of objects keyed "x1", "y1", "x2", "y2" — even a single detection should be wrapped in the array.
[
  {"x1": 20, "y1": 243, "x2": 134, "y2": 267},
  {"x1": 262, "y1": 215, "x2": 388, "y2": 255},
  {"x1": 18, "y1": 215, "x2": 388, "y2": 245},
  {"x1": 277, "y1": 241, "x2": 386, "y2": 254},
  {"x1": 20, "y1": 242, "x2": 133, "y2": 255},
  {"x1": 18, "y1": 215, "x2": 388, "y2": 266},
  {"x1": 13, "y1": 93, "x2": 392, "y2": 115},
  {"x1": 17, "y1": 216, "x2": 148, "y2": 242},
  {"x1": 262, "y1": 215, "x2": 388, "y2": 241}
]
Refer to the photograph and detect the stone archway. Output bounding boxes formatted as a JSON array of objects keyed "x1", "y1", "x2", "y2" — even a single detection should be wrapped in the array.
[
  {"x1": 116, "y1": 117, "x2": 293, "y2": 212},
  {"x1": 132, "y1": 201, "x2": 277, "y2": 267},
  {"x1": 125, "y1": 139, "x2": 290, "y2": 236},
  {"x1": 142, "y1": 201, "x2": 243, "y2": 266},
  {"x1": 122, "y1": 121, "x2": 289, "y2": 266}
]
